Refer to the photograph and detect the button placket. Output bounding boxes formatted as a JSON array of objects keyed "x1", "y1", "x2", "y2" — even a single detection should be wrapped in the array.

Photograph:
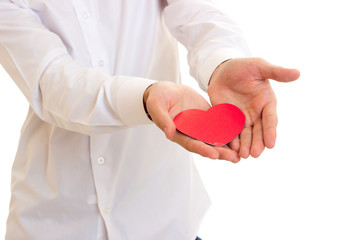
[
  {"x1": 73, "y1": 4, "x2": 108, "y2": 72},
  {"x1": 71, "y1": 3, "x2": 94, "y2": 68},
  {"x1": 89, "y1": 135, "x2": 114, "y2": 237}
]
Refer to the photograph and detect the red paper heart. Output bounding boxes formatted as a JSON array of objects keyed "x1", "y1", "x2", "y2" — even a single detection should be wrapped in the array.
[{"x1": 173, "y1": 103, "x2": 245, "y2": 146}]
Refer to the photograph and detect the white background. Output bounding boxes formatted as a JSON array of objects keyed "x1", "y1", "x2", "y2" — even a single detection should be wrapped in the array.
[{"x1": 1, "y1": 0, "x2": 359, "y2": 239}]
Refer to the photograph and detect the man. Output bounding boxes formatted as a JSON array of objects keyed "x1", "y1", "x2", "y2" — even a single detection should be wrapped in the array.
[{"x1": 0, "y1": 0, "x2": 299, "y2": 239}]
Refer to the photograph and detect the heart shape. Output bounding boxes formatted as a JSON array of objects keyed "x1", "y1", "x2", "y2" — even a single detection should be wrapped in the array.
[{"x1": 173, "y1": 103, "x2": 245, "y2": 146}]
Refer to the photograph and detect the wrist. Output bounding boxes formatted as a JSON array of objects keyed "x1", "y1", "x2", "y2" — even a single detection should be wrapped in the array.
[
  {"x1": 209, "y1": 58, "x2": 232, "y2": 86},
  {"x1": 143, "y1": 84, "x2": 153, "y2": 121}
]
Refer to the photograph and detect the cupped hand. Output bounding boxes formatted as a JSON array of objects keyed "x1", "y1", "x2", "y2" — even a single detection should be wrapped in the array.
[
  {"x1": 144, "y1": 81, "x2": 241, "y2": 163},
  {"x1": 208, "y1": 58, "x2": 300, "y2": 159}
]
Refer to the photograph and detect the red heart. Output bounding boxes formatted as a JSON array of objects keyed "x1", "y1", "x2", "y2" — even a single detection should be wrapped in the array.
[{"x1": 173, "y1": 103, "x2": 245, "y2": 146}]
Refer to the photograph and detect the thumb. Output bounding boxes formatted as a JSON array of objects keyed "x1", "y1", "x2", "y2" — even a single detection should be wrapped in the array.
[
  {"x1": 257, "y1": 59, "x2": 300, "y2": 82},
  {"x1": 147, "y1": 99, "x2": 176, "y2": 140}
]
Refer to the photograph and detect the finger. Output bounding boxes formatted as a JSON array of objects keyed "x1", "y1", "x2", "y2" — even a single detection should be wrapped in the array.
[
  {"x1": 147, "y1": 98, "x2": 176, "y2": 140},
  {"x1": 239, "y1": 126, "x2": 252, "y2": 159},
  {"x1": 228, "y1": 135, "x2": 240, "y2": 152},
  {"x1": 172, "y1": 131, "x2": 219, "y2": 159},
  {"x1": 254, "y1": 58, "x2": 300, "y2": 82},
  {"x1": 250, "y1": 119, "x2": 265, "y2": 158},
  {"x1": 173, "y1": 131, "x2": 240, "y2": 163},
  {"x1": 215, "y1": 145, "x2": 240, "y2": 163},
  {"x1": 262, "y1": 101, "x2": 278, "y2": 149}
]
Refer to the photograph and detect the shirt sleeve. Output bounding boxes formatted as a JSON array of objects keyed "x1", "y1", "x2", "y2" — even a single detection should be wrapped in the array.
[
  {"x1": 164, "y1": 0, "x2": 251, "y2": 91},
  {"x1": 0, "y1": 1, "x2": 155, "y2": 135}
]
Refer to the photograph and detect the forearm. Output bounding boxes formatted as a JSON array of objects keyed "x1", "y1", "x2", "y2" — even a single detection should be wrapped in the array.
[
  {"x1": 164, "y1": 0, "x2": 251, "y2": 91},
  {"x1": 0, "y1": 1, "x2": 155, "y2": 135}
]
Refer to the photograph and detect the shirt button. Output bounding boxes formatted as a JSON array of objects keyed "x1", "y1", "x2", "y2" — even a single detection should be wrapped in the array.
[
  {"x1": 97, "y1": 157, "x2": 105, "y2": 165},
  {"x1": 82, "y1": 11, "x2": 91, "y2": 19},
  {"x1": 98, "y1": 60, "x2": 104, "y2": 67},
  {"x1": 103, "y1": 207, "x2": 110, "y2": 214}
]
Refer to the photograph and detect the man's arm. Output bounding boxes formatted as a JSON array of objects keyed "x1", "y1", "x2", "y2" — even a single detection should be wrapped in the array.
[
  {"x1": 0, "y1": 1, "x2": 155, "y2": 135},
  {"x1": 164, "y1": 0, "x2": 251, "y2": 91},
  {"x1": 163, "y1": 0, "x2": 300, "y2": 159}
]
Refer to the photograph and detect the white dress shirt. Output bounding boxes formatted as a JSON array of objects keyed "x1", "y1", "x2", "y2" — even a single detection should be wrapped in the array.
[{"x1": 0, "y1": 0, "x2": 250, "y2": 239}]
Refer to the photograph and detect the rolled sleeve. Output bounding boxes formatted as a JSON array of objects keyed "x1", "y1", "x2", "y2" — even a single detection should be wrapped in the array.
[{"x1": 164, "y1": 0, "x2": 251, "y2": 92}]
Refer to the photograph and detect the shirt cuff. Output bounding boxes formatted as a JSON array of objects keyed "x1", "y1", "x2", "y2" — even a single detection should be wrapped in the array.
[
  {"x1": 197, "y1": 48, "x2": 248, "y2": 92},
  {"x1": 115, "y1": 77, "x2": 157, "y2": 127}
]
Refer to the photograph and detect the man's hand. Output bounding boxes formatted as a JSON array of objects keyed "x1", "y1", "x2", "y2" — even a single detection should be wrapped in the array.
[
  {"x1": 208, "y1": 58, "x2": 300, "y2": 159},
  {"x1": 144, "y1": 81, "x2": 240, "y2": 163}
]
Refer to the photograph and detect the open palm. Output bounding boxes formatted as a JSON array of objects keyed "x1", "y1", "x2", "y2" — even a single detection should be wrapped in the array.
[{"x1": 208, "y1": 58, "x2": 300, "y2": 158}]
